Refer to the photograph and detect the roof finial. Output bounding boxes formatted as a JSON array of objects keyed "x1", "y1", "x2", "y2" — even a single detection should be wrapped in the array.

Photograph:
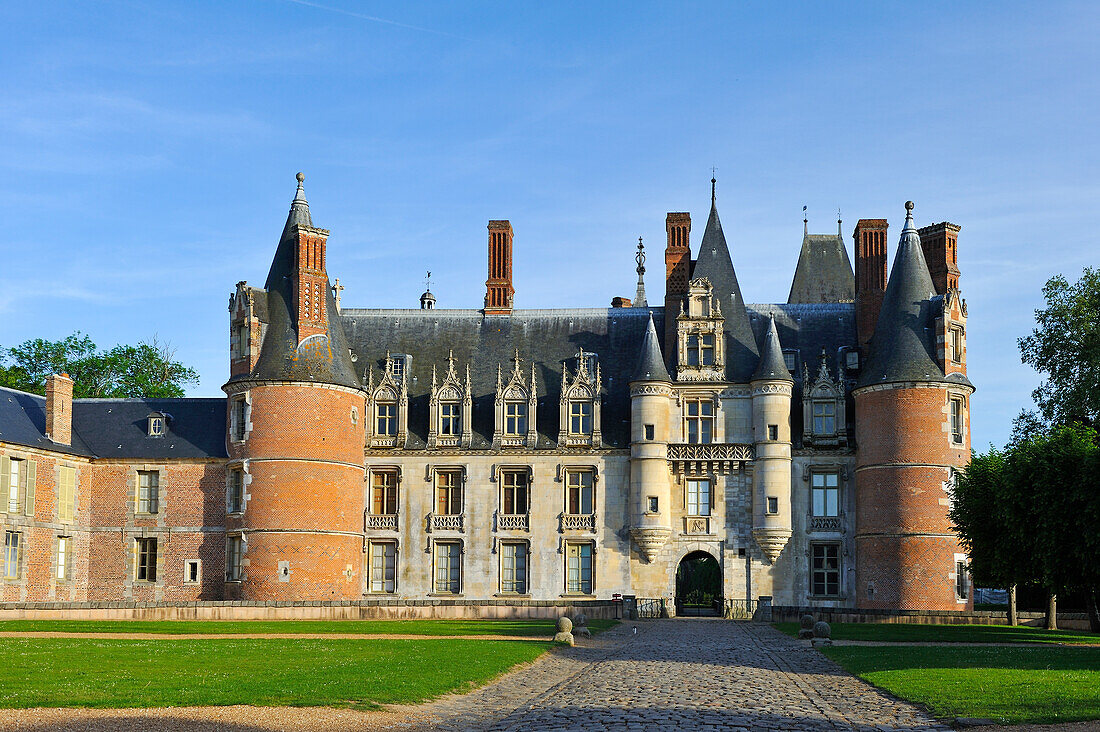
[
  {"x1": 294, "y1": 172, "x2": 307, "y2": 203},
  {"x1": 803, "y1": 205, "x2": 808, "y2": 236},
  {"x1": 838, "y1": 207, "x2": 843, "y2": 238},
  {"x1": 710, "y1": 168, "x2": 717, "y2": 205},
  {"x1": 903, "y1": 200, "x2": 916, "y2": 231},
  {"x1": 634, "y1": 236, "x2": 648, "y2": 307}
]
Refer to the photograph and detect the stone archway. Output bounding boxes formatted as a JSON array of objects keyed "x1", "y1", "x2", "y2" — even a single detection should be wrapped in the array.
[{"x1": 675, "y1": 550, "x2": 722, "y2": 616}]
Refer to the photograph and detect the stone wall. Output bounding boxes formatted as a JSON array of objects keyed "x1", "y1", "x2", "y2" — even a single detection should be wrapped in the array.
[{"x1": 772, "y1": 605, "x2": 1092, "y2": 631}]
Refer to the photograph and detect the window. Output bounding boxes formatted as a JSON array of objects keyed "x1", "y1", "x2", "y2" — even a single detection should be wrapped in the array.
[
  {"x1": 501, "y1": 471, "x2": 529, "y2": 515},
  {"x1": 388, "y1": 355, "x2": 408, "y2": 382},
  {"x1": 949, "y1": 327, "x2": 964, "y2": 363},
  {"x1": 238, "y1": 323, "x2": 250, "y2": 359},
  {"x1": 811, "y1": 473, "x2": 839, "y2": 517},
  {"x1": 568, "y1": 401, "x2": 593, "y2": 435},
  {"x1": 135, "y1": 537, "x2": 158, "y2": 582},
  {"x1": 231, "y1": 397, "x2": 248, "y2": 441},
  {"x1": 812, "y1": 401, "x2": 836, "y2": 435},
  {"x1": 3, "y1": 531, "x2": 20, "y2": 580},
  {"x1": 956, "y1": 559, "x2": 969, "y2": 600},
  {"x1": 686, "y1": 478, "x2": 711, "y2": 517},
  {"x1": 504, "y1": 401, "x2": 527, "y2": 436},
  {"x1": 185, "y1": 559, "x2": 201, "y2": 584},
  {"x1": 767, "y1": 496, "x2": 779, "y2": 514},
  {"x1": 783, "y1": 350, "x2": 798, "y2": 372},
  {"x1": 436, "y1": 471, "x2": 462, "y2": 516},
  {"x1": 58, "y1": 465, "x2": 76, "y2": 523},
  {"x1": 684, "y1": 399, "x2": 714, "y2": 444},
  {"x1": 372, "y1": 471, "x2": 398, "y2": 515},
  {"x1": 227, "y1": 468, "x2": 244, "y2": 514},
  {"x1": 644, "y1": 424, "x2": 655, "y2": 441},
  {"x1": 500, "y1": 542, "x2": 528, "y2": 594},
  {"x1": 566, "y1": 471, "x2": 594, "y2": 515},
  {"x1": 811, "y1": 544, "x2": 840, "y2": 596},
  {"x1": 56, "y1": 536, "x2": 70, "y2": 581},
  {"x1": 845, "y1": 350, "x2": 859, "y2": 371},
  {"x1": 148, "y1": 415, "x2": 165, "y2": 436},
  {"x1": 6, "y1": 458, "x2": 21, "y2": 513},
  {"x1": 137, "y1": 471, "x2": 159, "y2": 514},
  {"x1": 369, "y1": 541, "x2": 396, "y2": 593},
  {"x1": 767, "y1": 424, "x2": 779, "y2": 441},
  {"x1": 376, "y1": 401, "x2": 397, "y2": 436},
  {"x1": 950, "y1": 398, "x2": 964, "y2": 443},
  {"x1": 440, "y1": 403, "x2": 461, "y2": 436},
  {"x1": 647, "y1": 496, "x2": 659, "y2": 513},
  {"x1": 686, "y1": 333, "x2": 715, "y2": 366},
  {"x1": 226, "y1": 536, "x2": 243, "y2": 581},
  {"x1": 566, "y1": 543, "x2": 593, "y2": 594},
  {"x1": 433, "y1": 541, "x2": 461, "y2": 594}
]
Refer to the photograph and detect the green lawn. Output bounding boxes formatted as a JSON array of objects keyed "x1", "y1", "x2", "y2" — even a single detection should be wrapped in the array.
[
  {"x1": 0, "y1": 618, "x2": 617, "y2": 636},
  {"x1": 0, "y1": 637, "x2": 551, "y2": 709},
  {"x1": 773, "y1": 621, "x2": 1100, "y2": 645},
  {"x1": 822, "y1": 645, "x2": 1100, "y2": 724}
]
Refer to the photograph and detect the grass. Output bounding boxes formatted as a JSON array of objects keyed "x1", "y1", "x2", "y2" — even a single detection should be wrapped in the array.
[
  {"x1": 0, "y1": 618, "x2": 618, "y2": 636},
  {"x1": 0, "y1": 637, "x2": 551, "y2": 709},
  {"x1": 773, "y1": 621, "x2": 1100, "y2": 645},
  {"x1": 822, "y1": 645, "x2": 1100, "y2": 724}
]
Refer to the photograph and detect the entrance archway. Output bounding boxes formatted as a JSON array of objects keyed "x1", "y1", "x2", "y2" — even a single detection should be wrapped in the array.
[{"x1": 675, "y1": 551, "x2": 722, "y2": 617}]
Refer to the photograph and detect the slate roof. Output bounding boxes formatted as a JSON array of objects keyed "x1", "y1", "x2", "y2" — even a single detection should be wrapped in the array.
[
  {"x1": 0, "y1": 387, "x2": 93, "y2": 456},
  {"x1": 632, "y1": 314, "x2": 672, "y2": 382},
  {"x1": 689, "y1": 189, "x2": 760, "y2": 382},
  {"x1": 752, "y1": 316, "x2": 794, "y2": 382},
  {"x1": 787, "y1": 231, "x2": 855, "y2": 304}
]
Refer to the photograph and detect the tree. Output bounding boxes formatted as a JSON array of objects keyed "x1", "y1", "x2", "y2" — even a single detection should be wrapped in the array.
[
  {"x1": 0, "y1": 333, "x2": 199, "y2": 398},
  {"x1": 1018, "y1": 267, "x2": 1100, "y2": 427}
]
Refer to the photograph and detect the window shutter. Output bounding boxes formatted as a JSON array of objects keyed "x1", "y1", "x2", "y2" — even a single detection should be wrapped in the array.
[
  {"x1": 0, "y1": 456, "x2": 9, "y2": 515},
  {"x1": 24, "y1": 460, "x2": 36, "y2": 517}
]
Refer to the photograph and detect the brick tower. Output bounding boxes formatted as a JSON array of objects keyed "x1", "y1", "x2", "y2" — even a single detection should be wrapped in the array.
[
  {"x1": 852, "y1": 202, "x2": 973, "y2": 610},
  {"x1": 223, "y1": 173, "x2": 367, "y2": 600}
]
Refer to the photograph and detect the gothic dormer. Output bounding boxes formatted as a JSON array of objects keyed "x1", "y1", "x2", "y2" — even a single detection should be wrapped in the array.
[
  {"x1": 493, "y1": 351, "x2": 539, "y2": 449},
  {"x1": 228, "y1": 281, "x2": 267, "y2": 377},
  {"x1": 428, "y1": 351, "x2": 473, "y2": 449},
  {"x1": 366, "y1": 355, "x2": 409, "y2": 449},
  {"x1": 559, "y1": 349, "x2": 602, "y2": 447},
  {"x1": 676, "y1": 277, "x2": 725, "y2": 382},
  {"x1": 802, "y1": 348, "x2": 847, "y2": 447}
]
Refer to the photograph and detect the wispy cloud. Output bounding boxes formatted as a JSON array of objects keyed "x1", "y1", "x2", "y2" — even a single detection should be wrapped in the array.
[{"x1": 279, "y1": 0, "x2": 475, "y2": 41}]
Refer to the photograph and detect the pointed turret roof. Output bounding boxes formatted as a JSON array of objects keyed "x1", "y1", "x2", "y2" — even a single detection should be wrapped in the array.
[
  {"x1": 858, "y1": 202, "x2": 970, "y2": 388},
  {"x1": 632, "y1": 314, "x2": 671, "y2": 382},
  {"x1": 689, "y1": 179, "x2": 760, "y2": 381},
  {"x1": 752, "y1": 315, "x2": 793, "y2": 382},
  {"x1": 787, "y1": 220, "x2": 855, "y2": 304}
]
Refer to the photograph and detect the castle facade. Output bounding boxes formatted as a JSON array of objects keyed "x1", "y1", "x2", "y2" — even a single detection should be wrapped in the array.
[{"x1": 0, "y1": 175, "x2": 973, "y2": 611}]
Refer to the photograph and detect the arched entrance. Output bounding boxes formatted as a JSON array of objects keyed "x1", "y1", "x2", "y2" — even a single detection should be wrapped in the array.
[{"x1": 675, "y1": 551, "x2": 722, "y2": 617}]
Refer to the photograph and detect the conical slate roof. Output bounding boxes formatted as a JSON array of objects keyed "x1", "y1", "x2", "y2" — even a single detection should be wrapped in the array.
[
  {"x1": 631, "y1": 314, "x2": 671, "y2": 382},
  {"x1": 858, "y1": 202, "x2": 969, "y2": 388},
  {"x1": 752, "y1": 315, "x2": 793, "y2": 382},
  {"x1": 243, "y1": 174, "x2": 361, "y2": 390},
  {"x1": 690, "y1": 182, "x2": 760, "y2": 382},
  {"x1": 787, "y1": 225, "x2": 855, "y2": 304}
]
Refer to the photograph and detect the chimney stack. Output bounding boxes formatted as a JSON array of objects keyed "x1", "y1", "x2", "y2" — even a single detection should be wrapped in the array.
[
  {"x1": 917, "y1": 222, "x2": 962, "y2": 294},
  {"x1": 485, "y1": 220, "x2": 514, "y2": 315},
  {"x1": 664, "y1": 212, "x2": 692, "y2": 365},
  {"x1": 854, "y1": 219, "x2": 889, "y2": 348},
  {"x1": 45, "y1": 373, "x2": 73, "y2": 445}
]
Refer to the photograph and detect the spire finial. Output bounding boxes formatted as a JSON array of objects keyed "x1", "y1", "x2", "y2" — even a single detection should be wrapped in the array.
[
  {"x1": 803, "y1": 205, "x2": 808, "y2": 236},
  {"x1": 710, "y1": 168, "x2": 717, "y2": 204},
  {"x1": 425, "y1": 270, "x2": 432, "y2": 292},
  {"x1": 903, "y1": 200, "x2": 916, "y2": 231},
  {"x1": 634, "y1": 236, "x2": 648, "y2": 307},
  {"x1": 293, "y1": 172, "x2": 307, "y2": 203},
  {"x1": 838, "y1": 208, "x2": 843, "y2": 238}
]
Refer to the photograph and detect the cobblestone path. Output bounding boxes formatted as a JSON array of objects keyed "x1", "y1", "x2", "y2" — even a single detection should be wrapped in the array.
[{"x1": 415, "y1": 619, "x2": 948, "y2": 731}]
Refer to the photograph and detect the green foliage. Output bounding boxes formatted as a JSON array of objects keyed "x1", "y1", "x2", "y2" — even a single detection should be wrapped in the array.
[
  {"x1": 1019, "y1": 267, "x2": 1100, "y2": 426},
  {"x1": 773, "y1": 622, "x2": 1100, "y2": 644},
  {"x1": 0, "y1": 332, "x2": 198, "y2": 398},
  {"x1": 0, "y1": 618, "x2": 618, "y2": 636}
]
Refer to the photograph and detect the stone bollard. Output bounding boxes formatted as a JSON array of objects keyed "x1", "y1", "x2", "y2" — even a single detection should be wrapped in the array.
[
  {"x1": 573, "y1": 613, "x2": 592, "y2": 638},
  {"x1": 811, "y1": 620, "x2": 832, "y2": 647},
  {"x1": 798, "y1": 614, "x2": 816, "y2": 640},
  {"x1": 554, "y1": 616, "x2": 575, "y2": 646}
]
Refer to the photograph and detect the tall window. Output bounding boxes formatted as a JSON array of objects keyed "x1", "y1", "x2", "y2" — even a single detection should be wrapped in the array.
[
  {"x1": 372, "y1": 471, "x2": 398, "y2": 515},
  {"x1": 811, "y1": 544, "x2": 840, "y2": 596},
  {"x1": 137, "y1": 471, "x2": 159, "y2": 514},
  {"x1": 950, "y1": 398, "x2": 964, "y2": 443},
  {"x1": 686, "y1": 478, "x2": 711, "y2": 517},
  {"x1": 56, "y1": 536, "x2": 70, "y2": 581},
  {"x1": 231, "y1": 397, "x2": 247, "y2": 441},
  {"x1": 504, "y1": 401, "x2": 527, "y2": 436},
  {"x1": 436, "y1": 472, "x2": 462, "y2": 515},
  {"x1": 501, "y1": 471, "x2": 529, "y2": 515},
  {"x1": 956, "y1": 560, "x2": 969, "y2": 600},
  {"x1": 369, "y1": 541, "x2": 396, "y2": 593},
  {"x1": 388, "y1": 355, "x2": 406, "y2": 383},
  {"x1": 433, "y1": 541, "x2": 461, "y2": 594},
  {"x1": 3, "y1": 531, "x2": 20, "y2": 580},
  {"x1": 500, "y1": 542, "x2": 528, "y2": 594},
  {"x1": 565, "y1": 543, "x2": 593, "y2": 594},
  {"x1": 568, "y1": 401, "x2": 593, "y2": 435},
  {"x1": 684, "y1": 399, "x2": 714, "y2": 444},
  {"x1": 227, "y1": 468, "x2": 244, "y2": 514},
  {"x1": 686, "y1": 333, "x2": 716, "y2": 366},
  {"x1": 135, "y1": 538, "x2": 158, "y2": 582},
  {"x1": 812, "y1": 401, "x2": 836, "y2": 435},
  {"x1": 566, "y1": 471, "x2": 594, "y2": 515},
  {"x1": 7, "y1": 458, "x2": 21, "y2": 513},
  {"x1": 376, "y1": 401, "x2": 397, "y2": 436},
  {"x1": 949, "y1": 327, "x2": 963, "y2": 363},
  {"x1": 225, "y1": 536, "x2": 242, "y2": 581},
  {"x1": 440, "y1": 403, "x2": 461, "y2": 436},
  {"x1": 238, "y1": 323, "x2": 250, "y2": 359},
  {"x1": 811, "y1": 473, "x2": 839, "y2": 517}
]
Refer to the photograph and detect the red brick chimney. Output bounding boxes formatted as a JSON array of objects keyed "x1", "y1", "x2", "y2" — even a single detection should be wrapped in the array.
[
  {"x1": 485, "y1": 220, "x2": 514, "y2": 315},
  {"x1": 45, "y1": 373, "x2": 73, "y2": 445},
  {"x1": 293, "y1": 226, "x2": 330, "y2": 341},
  {"x1": 917, "y1": 222, "x2": 962, "y2": 294},
  {"x1": 664, "y1": 212, "x2": 691, "y2": 364},
  {"x1": 854, "y1": 219, "x2": 889, "y2": 348}
]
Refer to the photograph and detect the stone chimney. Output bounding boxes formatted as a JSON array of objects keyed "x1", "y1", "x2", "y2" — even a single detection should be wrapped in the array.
[
  {"x1": 45, "y1": 373, "x2": 74, "y2": 445},
  {"x1": 485, "y1": 220, "x2": 514, "y2": 315},
  {"x1": 854, "y1": 219, "x2": 889, "y2": 349},
  {"x1": 611, "y1": 297, "x2": 633, "y2": 308},
  {"x1": 917, "y1": 222, "x2": 962, "y2": 294}
]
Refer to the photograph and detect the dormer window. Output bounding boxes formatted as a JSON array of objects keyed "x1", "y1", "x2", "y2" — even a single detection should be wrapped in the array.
[
  {"x1": 783, "y1": 350, "x2": 799, "y2": 373},
  {"x1": 802, "y1": 350, "x2": 847, "y2": 447},
  {"x1": 237, "y1": 323, "x2": 250, "y2": 359},
  {"x1": 676, "y1": 277, "x2": 724, "y2": 381},
  {"x1": 388, "y1": 354, "x2": 411, "y2": 382},
  {"x1": 493, "y1": 353, "x2": 538, "y2": 449},
  {"x1": 504, "y1": 401, "x2": 527, "y2": 436},
  {"x1": 568, "y1": 400, "x2": 593, "y2": 435},
  {"x1": 812, "y1": 401, "x2": 836, "y2": 436},
  {"x1": 440, "y1": 402, "x2": 461, "y2": 436},
  {"x1": 376, "y1": 397, "x2": 397, "y2": 436},
  {"x1": 367, "y1": 358, "x2": 408, "y2": 449},
  {"x1": 147, "y1": 413, "x2": 166, "y2": 437},
  {"x1": 427, "y1": 351, "x2": 473, "y2": 449},
  {"x1": 558, "y1": 350, "x2": 602, "y2": 447},
  {"x1": 686, "y1": 334, "x2": 715, "y2": 366}
]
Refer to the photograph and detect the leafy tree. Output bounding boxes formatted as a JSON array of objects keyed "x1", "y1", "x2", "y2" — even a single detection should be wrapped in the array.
[
  {"x1": 1018, "y1": 267, "x2": 1100, "y2": 427},
  {"x1": 0, "y1": 333, "x2": 198, "y2": 398}
]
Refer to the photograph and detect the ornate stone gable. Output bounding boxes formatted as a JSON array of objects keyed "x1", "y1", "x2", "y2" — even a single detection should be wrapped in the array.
[
  {"x1": 365, "y1": 354, "x2": 409, "y2": 449},
  {"x1": 676, "y1": 277, "x2": 725, "y2": 382},
  {"x1": 802, "y1": 348, "x2": 847, "y2": 447},
  {"x1": 428, "y1": 351, "x2": 473, "y2": 449},
  {"x1": 492, "y1": 350, "x2": 539, "y2": 450},
  {"x1": 558, "y1": 349, "x2": 602, "y2": 448}
]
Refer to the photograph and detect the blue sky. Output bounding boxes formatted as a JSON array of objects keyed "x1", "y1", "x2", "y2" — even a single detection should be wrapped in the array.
[{"x1": 1, "y1": 1, "x2": 1097, "y2": 449}]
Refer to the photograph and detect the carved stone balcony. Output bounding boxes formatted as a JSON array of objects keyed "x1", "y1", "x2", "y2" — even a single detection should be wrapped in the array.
[
  {"x1": 809, "y1": 516, "x2": 842, "y2": 532},
  {"x1": 683, "y1": 516, "x2": 712, "y2": 535},
  {"x1": 560, "y1": 513, "x2": 597, "y2": 532},
  {"x1": 365, "y1": 513, "x2": 398, "y2": 531},
  {"x1": 667, "y1": 443, "x2": 753, "y2": 475},
  {"x1": 429, "y1": 513, "x2": 464, "y2": 532},
  {"x1": 495, "y1": 512, "x2": 529, "y2": 531}
]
